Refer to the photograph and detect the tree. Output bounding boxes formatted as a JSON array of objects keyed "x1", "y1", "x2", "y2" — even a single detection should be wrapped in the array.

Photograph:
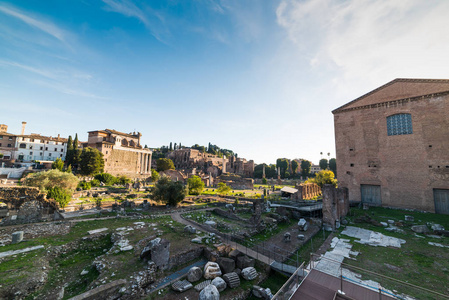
[
  {"x1": 310, "y1": 170, "x2": 337, "y2": 188},
  {"x1": 116, "y1": 175, "x2": 131, "y2": 185},
  {"x1": 156, "y1": 158, "x2": 175, "y2": 172},
  {"x1": 94, "y1": 173, "x2": 116, "y2": 185},
  {"x1": 46, "y1": 186, "x2": 72, "y2": 209},
  {"x1": 329, "y1": 158, "x2": 337, "y2": 177},
  {"x1": 216, "y1": 182, "x2": 231, "y2": 195},
  {"x1": 66, "y1": 165, "x2": 72, "y2": 174},
  {"x1": 22, "y1": 169, "x2": 79, "y2": 191},
  {"x1": 150, "y1": 175, "x2": 186, "y2": 206},
  {"x1": 300, "y1": 160, "x2": 312, "y2": 178},
  {"x1": 66, "y1": 134, "x2": 81, "y2": 170},
  {"x1": 187, "y1": 175, "x2": 205, "y2": 195},
  {"x1": 0, "y1": 153, "x2": 3, "y2": 159},
  {"x1": 284, "y1": 171, "x2": 291, "y2": 178},
  {"x1": 169, "y1": 142, "x2": 173, "y2": 151},
  {"x1": 276, "y1": 158, "x2": 289, "y2": 178},
  {"x1": 291, "y1": 160, "x2": 299, "y2": 174},
  {"x1": 262, "y1": 177, "x2": 267, "y2": 184},
  {"x1": 151, "y1": 169, "x2": 160, "y2": 182},
  {"x1": 319, "y1": 158, "x2": 329, "y2": 171},
  {"x1": 79, "y1": 147, "x2": 104, "y2": 176},
  {"x1": 51, "y1": 158, "x2": 64, "y2": 171}
]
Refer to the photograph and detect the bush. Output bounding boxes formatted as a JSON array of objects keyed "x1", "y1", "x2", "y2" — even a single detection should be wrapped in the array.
[
  {"x1": 116, "y1": 175, "x2": 131, "y2": 185},
  {"x1": 94, "y1": 173, "x2": 116, "y2": 186},
  {"x1": 262, "y1": 177, "x2": 267, "y2": 184},
  {"x1": 78, "y1": 181, "x2": 91, "y2": 190},
  {"x1": 91, "y1": 179, "x2": 100, "y2": 187},
  {"x1": 47, "y1": 186, "x2": 72, "y2": 209},
  {"x1": 22, "y1": 169, "x2": 79, "y2": 191},
  {"x1": 187, "y1": 175, "x2": 205, "y2": 195},
  {"x1": 150, "y1": 175, "x2": 186, "y2": 206}
]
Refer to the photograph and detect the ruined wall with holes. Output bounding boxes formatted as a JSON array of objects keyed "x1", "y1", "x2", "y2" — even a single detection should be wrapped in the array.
[
  {"x1": 104, "y1": 149, "x2": 151, "y2": 179},
  {"x1": 0, "y1": 187, "x2": 58, "y2": 225},
  {"x1": 334, "y1": 92, "x2": 449, "y2": 212}
]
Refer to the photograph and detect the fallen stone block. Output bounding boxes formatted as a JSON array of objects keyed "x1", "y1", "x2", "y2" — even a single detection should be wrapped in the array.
[
  {"x1": 241, "y1": 267, "x2": 258, "y2": 281},
  {"x1": 88, "y1": 228, "x2": 108, "y2": 235},
  {"x1": 211, "y1": 277, "x2": 227, "y2": 292},
  {"x1": 223, "y1": 272, "x2": 240, "y2": 288},
  {"x1": 199, "y1": 284, "x2": 219, "y2": 300},
  {"x1": 187, "y1": 266, "x2": 203, "y2": 282},
  {"x1": 172, "y1": 279, "x2": 193, "y2": 292},
  {"x1": 11, "y1": 231, "x2": 24, "y2": 244},
  {"x1": 194, "y1": 280, "x2": 211, "y2": 292}
]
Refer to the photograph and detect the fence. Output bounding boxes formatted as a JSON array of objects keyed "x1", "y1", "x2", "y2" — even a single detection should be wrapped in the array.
[
  {"x1": 309, "y1": 253, "x2": 449, "y2": 300},
  {"x1": 271, "y1": 262, "x2": 305, "y2": 300}
]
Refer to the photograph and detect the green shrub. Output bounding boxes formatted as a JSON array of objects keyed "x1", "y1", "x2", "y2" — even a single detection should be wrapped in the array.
[
  {"x1": 78, "y1": 181, "x2": 91, "y2": 190},
  {"x1": 94, "y1": 173, "x2": 116, "y2": 186},
  {"x1": 91, "y1": 179, "x2": 100, "y2": 187},
  {"x1": 116, "y1": 175, "x2": 131, "y2": 185},
  {"x1": 47, "y1": 186, "x2": 72, "y2": 209}
]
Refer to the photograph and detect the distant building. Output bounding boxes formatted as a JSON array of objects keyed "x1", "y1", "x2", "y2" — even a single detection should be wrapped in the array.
[
  {"x1": 0, "y1": 124, "x2": 17, "y2": 160},
  {"x1": 333, "y1": 78, "x2": 449, "y2": 214},
  {"x1": 0, "y1": 123, "x2": 68, "y2": 162},
  {"x1": 14, "y1": 134, "x2": 68, "y2": 162},
  {"x1": 87, "y1": 129, "x2": 152, "y2": 178},
  {"x1": 310, "y1": 164, "x2": 321, "y2": 174}
]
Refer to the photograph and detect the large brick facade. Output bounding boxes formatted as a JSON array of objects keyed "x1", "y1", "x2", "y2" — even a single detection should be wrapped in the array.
[
  {"x1": 87, "y1": 129, "x2": 152, "y2": 178},
  {"x1": 333, "y1": 79, "x2": 449, "y2": 213}
]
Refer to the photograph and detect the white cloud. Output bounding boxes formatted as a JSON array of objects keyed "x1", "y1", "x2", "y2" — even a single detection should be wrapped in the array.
[
  {"x1": 277, "y1": 0, "x2": 449, "y2": 99},
  {"x1": 101, "y1": 0, "x2": 167, "y2": 42},
  {"x1": 0, "y1": 5, "x2": 66, "y2": 43}
]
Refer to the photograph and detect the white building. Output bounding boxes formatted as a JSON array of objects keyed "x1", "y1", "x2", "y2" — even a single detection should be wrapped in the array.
[{"x1": 14, "y1": 134, "x2": 68, "y2": 162}]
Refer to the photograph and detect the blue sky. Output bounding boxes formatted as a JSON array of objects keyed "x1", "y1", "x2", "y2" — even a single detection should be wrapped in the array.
[{"x1": 1, "y1": 0, "x2": 449, "y2": 165}]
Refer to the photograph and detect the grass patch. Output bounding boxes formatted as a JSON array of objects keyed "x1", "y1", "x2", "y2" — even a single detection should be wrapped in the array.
[{"x1": 340, "y1": 206, "x2": 449, "y2": 299}]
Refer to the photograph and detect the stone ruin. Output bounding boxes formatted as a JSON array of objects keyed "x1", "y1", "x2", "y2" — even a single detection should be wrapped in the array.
[
  {"x1": 0, "y1": 187, "x2": 60, "y2": 225},
  {"x1": 140, "y1": 238, "x2": 170, "y2": 270},
  {"x1": 322, "y1": 184, "x2": 349, "y2": 230}
]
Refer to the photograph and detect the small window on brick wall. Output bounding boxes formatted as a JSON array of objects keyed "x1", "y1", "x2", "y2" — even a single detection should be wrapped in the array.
[{"x1": 387, "y1": 113, "x2": 413, "y2": 136}]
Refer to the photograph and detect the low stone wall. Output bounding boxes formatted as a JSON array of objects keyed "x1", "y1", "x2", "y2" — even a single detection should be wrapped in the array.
[{"x1": 168, "y1": 246, "x2": 205, "y2": 270}]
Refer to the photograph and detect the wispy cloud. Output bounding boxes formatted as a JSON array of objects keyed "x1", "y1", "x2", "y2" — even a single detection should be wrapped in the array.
[
  {"x1": 101, "y1": 0, "x2": 167, "y2": 42},
  {"x1": 276, "y1": 0, "x2": 449, "y2": 98},
  {"x1": 0, "y1": 5, "x2": 66, "y2": 43}
]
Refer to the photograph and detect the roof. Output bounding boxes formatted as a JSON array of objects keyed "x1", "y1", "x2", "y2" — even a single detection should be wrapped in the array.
[
  {"x1": 291, "y1": 269, "x2": 396, "y2": 300},
  {"x1": 0, "y1": 132, "x2": 17, "y2": 137},
  {"x1": 17, "y1": 134, "x2": 68, "y2": 142},
  {"x1": 88, "y1": 129, "x2": 140, "y2": 139},
  {"x1": 333, "y1": 78, "x2": 449, "y2": 114},
  {"x1": 280, "y1": 186, "x2": 298, "y2": 194}
]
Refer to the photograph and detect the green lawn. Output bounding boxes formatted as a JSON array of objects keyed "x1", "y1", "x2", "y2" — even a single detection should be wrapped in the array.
[{"x1": 339, "y1": 207, "x2": 449, "y2": 299}]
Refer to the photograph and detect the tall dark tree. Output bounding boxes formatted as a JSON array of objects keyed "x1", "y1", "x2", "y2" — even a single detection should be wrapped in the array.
[
  {"x1": 169, "y1": 142, "x2": 173, "y2": 151},
  {"x1": 291, "y1": 160, "x2": 299, "y2": 174},
  {"x1": 319, "y1": 158, "x2": 329, "y2": 170},
  {"x1": 79, "y1": 147, "x2": 104, "y2": 176},
  {"x1": 150, "y1": 175, "x2": 186, "y2": 206},
  {"x1": 300, "y1": 160, "x2": 312, "y2": 178},
  {"x1": 276, "y1": 158, "x2": 289, "y2": 178},
  {"x1": 65, "y1": 135, "x2": 74, "y2": 167},
  {"x1": 329, "y1": 158, "x2": 337, "y2": 177},
  {"x1": 174, "y1": 143, "x2": 177, "y2": 150}
]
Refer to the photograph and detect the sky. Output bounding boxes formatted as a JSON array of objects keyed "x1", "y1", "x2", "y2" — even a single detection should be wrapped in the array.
[{"x1": 1, "y1": 0, "x2": 449, "y2": 165}]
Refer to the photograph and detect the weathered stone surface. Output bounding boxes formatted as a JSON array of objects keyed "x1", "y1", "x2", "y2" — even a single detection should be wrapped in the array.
[
  {"x1": 298, "y1": 219, "x2": 309, "y2": 231},
  {"x1": 411, "y1": 225, "x2": 429, "y2": 234},
  {"x1": 68, "y1": 279, "x2": 126, "y2": 300},
  {"x1": 140, "y1": 237, "x2": 170, "y2": 270},
  {"x1": 252, "y1": 285, "x2": 271, "y2": 299},
  {"x1": 11, "y1": 231, "x2": 24, "y2": 244},
  {"x1": 236, "y1": 255, "x2": 254, "y2": 269},
  {"x1": 199, "y1": 284, "x2": 220, "y2": 300},
  {"x1": 204, "y1": 248, "x2": 219, "y2": 262},
  {"x1": 204, "y1": 261, "x2": 222, "y2": 279},
  {"x1": 234, "y1": 268, "x2": 241, "y2": 276},
  {"x1": 223, "y1": 272, "x2": 240, "y2": 288},
  {"x1": 194, "y1": 280, "x2": 211, "y2": 292},
  {"x1": 172, "y1": 279, "x2": 193, "y2": 292},
  {"x1": 88, "y1": 228, "x2": 108, "y2": 235},
  {"x1": 217, "y1": 257, "x2": 235, "y2": 274},
  {"x1": 283, "y1": 232, "x2": 291, "y2": 243},
  {"x1": 228, "y1": 249, "x2": 243, "y2": 261},
  {"x1": 405, "y1": 215, "x2": 414, "y2": 222},
  {"x1": 184, "y1": 225, "x2": 197, "y2": 234},
  {"x1": 0, "y1": 245, "x2": 44, "y2": 259},
  {"x1": 211, "y1": 277, "x2": 227, "y2": 292},
  {"x1": 431, "y1": 224, "x2": 445, "y2": 231},
  {"x1": 187, "y1": 266, "x2": 203, "y2": 282},
  {"x1": 205, "y1": 220, "x2": 217, "y2": 228},
  {"x1": 297, "y1": 234, "x2": 305, "y2": 240},
  {"x1": 241, "y1": 267, "x2": 258, "y2": 281}
]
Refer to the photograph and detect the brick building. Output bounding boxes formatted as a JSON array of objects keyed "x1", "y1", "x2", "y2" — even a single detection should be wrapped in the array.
[
  {"x1": 87, "y1": 129, "x2": 152, "y2": 178},
  {"x1": 333, "y1": 78, "x2": 449, "y2": 214}
]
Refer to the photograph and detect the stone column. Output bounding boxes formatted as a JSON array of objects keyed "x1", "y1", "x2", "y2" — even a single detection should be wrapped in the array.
[
  {"x1": 144, "y1": 154, "x2": 148, "y2": 174},
  {"x1": 146, "y1": 154, "x2": 150, "y2": 174},
  {"x1": 140, "y1": 153, "x2": 144, "y2": 174}
]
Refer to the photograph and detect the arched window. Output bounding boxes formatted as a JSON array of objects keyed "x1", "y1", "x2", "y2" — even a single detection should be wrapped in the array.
[
  {"x1": 121, "y1": 139, "x2": 128, "y2": 146},
  {"x1": 386, "y1": 113, "x2": 413, "y2": 136},
  {"x1": 19, "y1": 143, "x2": 26, "y2": 148}
]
